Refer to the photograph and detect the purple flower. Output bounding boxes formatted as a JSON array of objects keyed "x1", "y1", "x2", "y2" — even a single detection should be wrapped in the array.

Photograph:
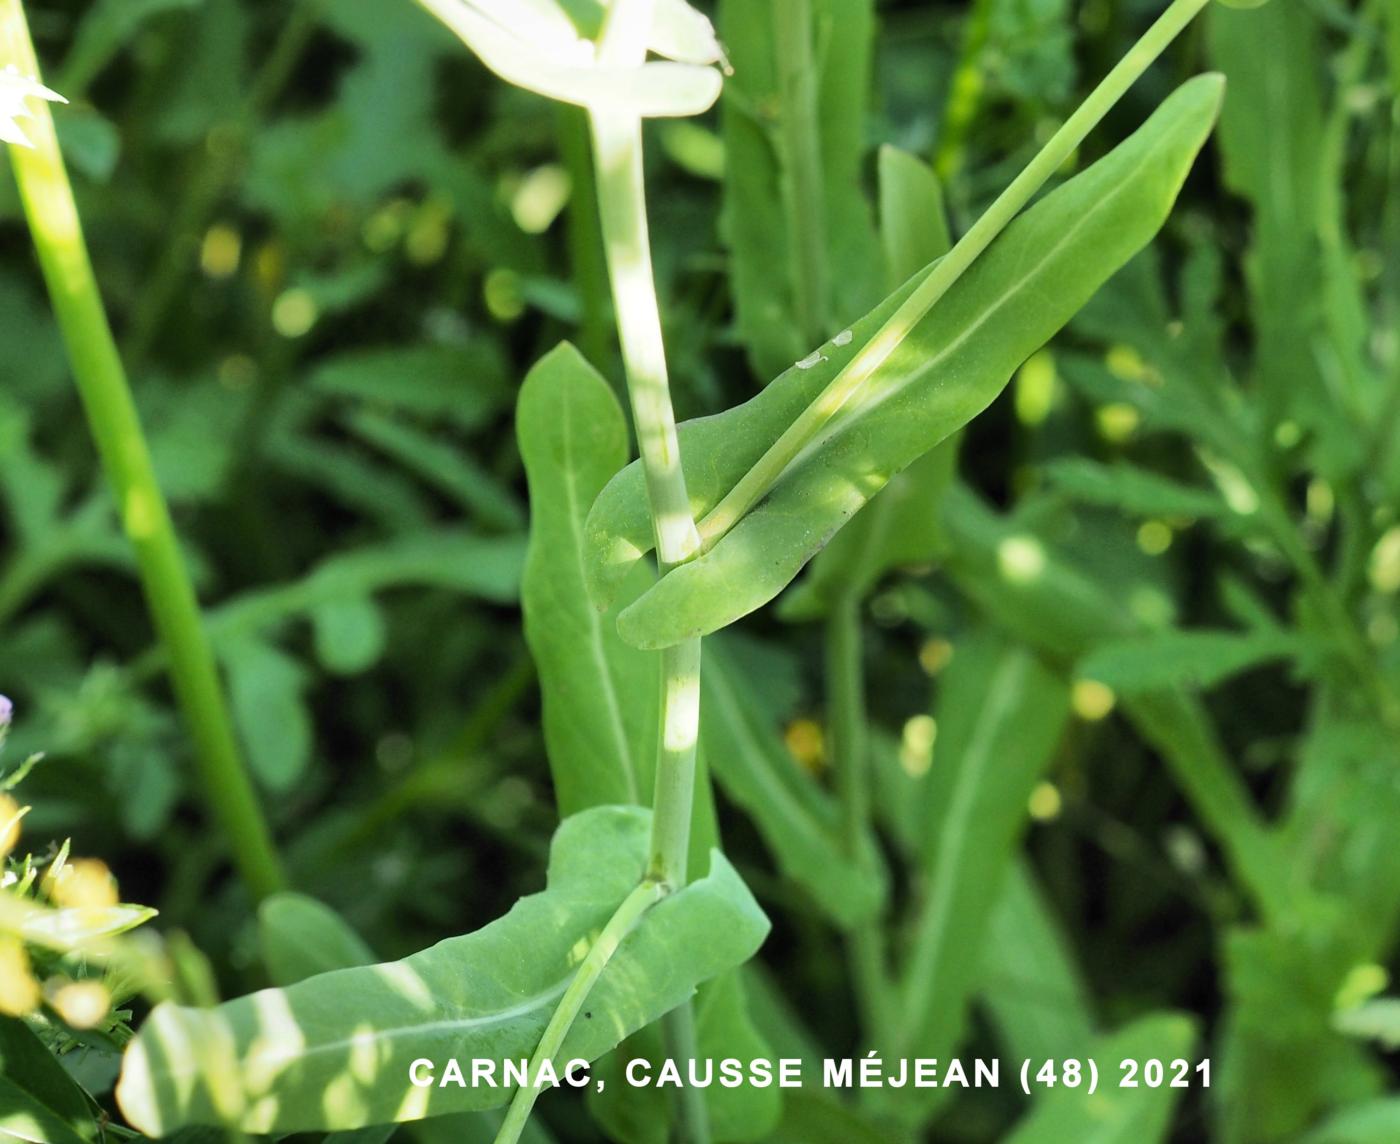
[{"x1": 0, "y1": 695, "x2": 10, "y2": 729}]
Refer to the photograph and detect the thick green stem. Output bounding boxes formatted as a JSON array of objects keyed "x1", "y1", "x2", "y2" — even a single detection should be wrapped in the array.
[
  {"x1": 496, "y1": 7, "x2": 711, "y2": 1144},
  {"x1": 588, "y1": 42, "x2": 702, "y2": 892},
  {"x1": 697, "y1": 0, "x2": 1213, "y2": 548},
  {"x1": 774, "y1": 0, "x2": 829, "y2": 344},
  {"x1": 592, "y1": 12, "x2": 709, "y2": 1144},
  {"x1": 826, "y1": 596, "x2": 890, "y2": 1044},
  {"x1": 1, "y1": 0, "x2": 286, "y2": 902},
  {"x1": 649, "y1": 637, "x2": 702, "y2": 884},
  {"x1": 494, "y1": 880, "x2": 667, "y2": 1144},
  {"x1": 590, "y1": 112, "x2": 701, "y2": 576}
]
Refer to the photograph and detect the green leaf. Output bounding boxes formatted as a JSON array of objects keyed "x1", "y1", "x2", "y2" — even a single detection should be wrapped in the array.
[
  {"x1": 718, "y1": 0, "x2": 883, "y2": 377},
  {"x1": 1044, "y1": 458, "x2": 1229, "y2": 521},
  {"x1": 310, "y1": 597, "x2": 387, "y2": 677},
  {"x1": 57, "y1": 0, "x2": 201, "y2": 96},
  {"x1": 116, "y1": 806, "x2": 768, "y2": 1135},
  {"x1": 518, "y1": 344, "x2": 658, "y2": 815},
  {"x1": 223, "y1": 638, "x2": 313, "y2": 791},
  {"x1": 1208, "y1": 1, "x2": 1356, "y2": 466},
  {"x1": 1079, "y1": 628, "x2": 1299, "y2": 694},
  {"x1": 1334, "y1": 999, "x2": 1400, "y2": 1051},
  {"x1": 940, "y1": 485, "x2": 1292, "y2": 923},
  {"x1": 341, "y1": 410, "x2": 524, "y2": 531},
  {"x1": 768, "y1": 1091, "x2": 895, "y2": 1144},
  {"x1": 702, "y1": 635, "x2": 886, "y2": 929},
  {"x1": 590, "y1": 974, "x2": 781, "y2": 1143},
  {"x1": 978, "y1": 860, "x2": 1096, "y2": 1065},
  {"x1": 0, "y1": 1017, "x2": 98, "y2": 1143},
  {"x1": 258, "y1": 894, "x2": 377, "y2": 987},
  {"x1": 587, "y1": 75, "x2": 1223, "y2": 648},
  {"x1": 781, "y1": 150, "x2": 958, "y2": 617},
  {"x1": 308, "y1": 346, "x2": 508, "y2": 432},
  {"x1": 877, "y1": 145, "x2": 951, "y2": 286},
  {"x1": 1218, "y1": 925, "x2": 1382, "y2": 1142},
  {"x1": 781, "y1": 444, "x2": 957, "y2": 619},
  {"x1": 1004, "y1": 1013, "x2": 1198, "y2": 1144},
  {"x1": 1303, "y1": 1098, "x2": 1400, "y2": 1144},
  {"x1": 893, "y1": 630, "x2": 1069, "y2": 1075},
  {"x1": 204, "y1": 532, "x2": 526, "y2": 650}
]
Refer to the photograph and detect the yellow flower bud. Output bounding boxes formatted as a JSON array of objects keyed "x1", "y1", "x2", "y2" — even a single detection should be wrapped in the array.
[
  {"x1": 0, "y1": 794, "x2": 24, "y2": 858},
  {"x1": 49, "y1": 858, "x2": 120, "y2": 910},
  {"x1": 0, "y1": 937, "x2": 40, "y2": 1017},
  {"x1": 49, "y1": 980, "x2": 111, "y2": 1030}
]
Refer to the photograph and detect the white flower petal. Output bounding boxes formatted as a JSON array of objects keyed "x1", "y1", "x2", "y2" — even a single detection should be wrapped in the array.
[
  {"x1": 421, "y1": 0, "x2": 721, "y2": 117},
  {"x1": 0, "y1": 67, "x2": 66, "y2": 151}
]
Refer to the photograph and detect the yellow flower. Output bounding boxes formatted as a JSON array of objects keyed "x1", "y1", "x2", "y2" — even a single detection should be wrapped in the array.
[
  {"x1": 49, "y1": 979, "x2": 111, "y2": 1030},
  {"x1": 0, "y1": 794, "x2": 25, "y2": 858},
  {"x1": 0, "y1": 937, "x2": 40, "y2": 1017},
  {"x1": 48, "y1": 858, "x2": 120, "y2": 910}
]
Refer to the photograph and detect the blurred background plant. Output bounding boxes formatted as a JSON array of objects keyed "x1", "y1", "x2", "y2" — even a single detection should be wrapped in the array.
[{"x1": 0, "y1": 0, "x2": 1397, "y2": 1141}]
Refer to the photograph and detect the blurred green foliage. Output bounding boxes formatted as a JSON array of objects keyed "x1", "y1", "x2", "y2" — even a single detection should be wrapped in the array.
[{"x1": 2, "y1": 0, "x2": 1399, "y2": 1141}]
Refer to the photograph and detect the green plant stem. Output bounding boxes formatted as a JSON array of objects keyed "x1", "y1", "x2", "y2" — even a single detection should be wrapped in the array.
[
  {"x1": 592, "y1": 11, "x2": 709, "y2": 1144},
  {"x1": 589, "y1": 12, "x2": 702, "y2": 889},
  {"x1": 499, "y1": 7, "x2": 711, "y2": 1143},
  {"x1": 1, "y1": 0, "x2": 286, "y2": 902},
  {"x1": 826, "y1": 595, "x2": 891, "y2": 1044},
  {"x1": 697, "y1": 0, "x2": 1213, "y2": 549},
  {"x1": 125, "y1": 0, "x2": 322, "y2": 364},
  {"x1": 494, "y1": 879, "x2": 667, "y2": 1144},
  {"x1": 774, "y1": 0, "x2": 829, "y2": 345}
]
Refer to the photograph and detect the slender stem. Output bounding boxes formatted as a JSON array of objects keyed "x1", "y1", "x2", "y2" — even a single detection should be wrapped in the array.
[
  {"x1": 662, "y1": 998, "x2": 711, "y2": 1144},
  {"x1": 649, "y1": 637, "x2": 702, "y2": 884},
  {"x1": 774, "y1": 0, "x2": 829, "y2": 344},
  {"x1": 494, "y1": 880, "x2": 667, "y2": 1144},
  {"x1": 588, "y1": 75, "x2": 702, "y2": 895},
  {"x1": 697, "y1": 0, "x2": 1213, "y2": 549},
  {"x1": 826, "y1": 596, "x2": 890, "y2": 1044},
  {"x1": 590, "y1": 112, "x2": 701, "y2": 574},
  {"x1": 501, "y1": 10, "x2": 709, "y2": 1143},
  {"x1": 1, "y1": 0, "x2": 286, "y2": 902},
  {"x1": 592, "y1": 14, "x2": 709, "y2": 1144}
]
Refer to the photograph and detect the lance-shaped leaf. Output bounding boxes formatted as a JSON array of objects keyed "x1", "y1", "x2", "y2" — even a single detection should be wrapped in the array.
[
  {"x1": 894, "y1": 630, "x2": 1070, "y2": 1074},
  {"x1": 417, "y1": 0, "x2": 722, "y2": 118},
  {"x1": 702, "y1": 635, "x2": 886, "y2": 929},
  {"x1": 978, "y1": 860, "x2": 1096, "y2": 1066},
  {"x1": 584, "y1": 76, "x2": 1223, "y2": 649},
  {"x1": 781, "y1": 146, "x2": 957, "y2": 619},
  {"x1": 719, "y1": 0, "x2": 882, "y2": 377},
  {"x1": 939, "y1": 484, "x2": 1296, "y2": 926},
  {"x1": 116, "y1": 806, "x2": 768, "y2": 1135},
  {"x1": 519, "y1": 344, "x2": 658, "y2": 815},
  {"x1": 0, "y1": 1016, "x2": 99, "y2": 1143},
  {"x1": 258, "y1": 894, "x2": 377, "y2": 988}
]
